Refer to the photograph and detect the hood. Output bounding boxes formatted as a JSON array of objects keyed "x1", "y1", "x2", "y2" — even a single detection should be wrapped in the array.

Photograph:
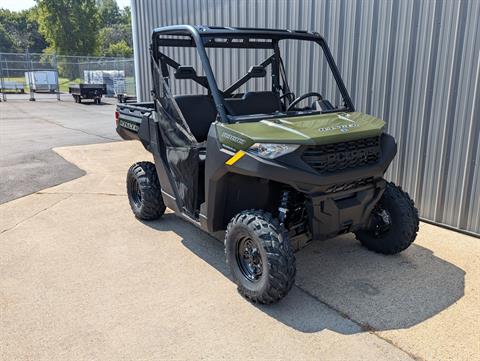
[{"x1": 217, "y1": 112, "x2": 386, "y2": 149}]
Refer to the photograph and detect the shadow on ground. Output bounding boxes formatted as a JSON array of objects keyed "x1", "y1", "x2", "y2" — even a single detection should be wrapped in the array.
[{"x1": 144, "y1": 214, "x2": 465, "y2": 334}]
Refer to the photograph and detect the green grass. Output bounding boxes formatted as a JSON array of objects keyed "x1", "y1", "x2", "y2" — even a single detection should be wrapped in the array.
[
  {"x1": 2, "y1": 76, "x2": 82, "y2": 93},
  {"x1": 58, "y1": 77, "x2": 81, "y2": 92},
  {"x1": 3, "y1": 76, "x2": 136, "y2": 94}
]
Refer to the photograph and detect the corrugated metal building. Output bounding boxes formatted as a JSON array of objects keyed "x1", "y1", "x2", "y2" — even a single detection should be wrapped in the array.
[{"x1": 131, "y1": 0, "x2": 479, "y2": 236}]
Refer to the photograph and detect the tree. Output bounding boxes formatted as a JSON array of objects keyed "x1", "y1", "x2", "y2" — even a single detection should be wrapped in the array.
[
  {"x1": 97, "y1": 0, "x2": 121, "y2": 28},
  {"x1": 96, "y1": 3, "x2": 132, "y2": 57},
  {"x1": 120, "y1": 6, "x2": 131, "y2": 27},
  {"x1": 0, "y1": 8, "x2": 47, "y2": 52},
  {"x1": 104, "y1": 40, "x2": 132, "y2": 57},
  {"x1": 0, "y1": 0, "x2": 133, "y2": 59},
  {"x1": 0, "y1": 23, "x2": 16, "y2": 53},
  {"x1": 35, "y1": 0, "x2": 98, "y2": 56}
]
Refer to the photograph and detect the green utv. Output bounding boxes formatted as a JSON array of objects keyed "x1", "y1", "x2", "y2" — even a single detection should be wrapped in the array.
[{"x1": 116, "y1": 25, "x2": 419, "y2": 304}]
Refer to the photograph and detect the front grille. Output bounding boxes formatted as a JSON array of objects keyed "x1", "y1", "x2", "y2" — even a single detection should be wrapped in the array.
[{"x1": 302, "y1": 136, "x2": 381, "y2": 173}]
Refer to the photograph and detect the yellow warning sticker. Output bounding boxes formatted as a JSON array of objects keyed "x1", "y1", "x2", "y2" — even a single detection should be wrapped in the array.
[{"x1": 225, "y1": 150, "x2": 246, "y2": 165}]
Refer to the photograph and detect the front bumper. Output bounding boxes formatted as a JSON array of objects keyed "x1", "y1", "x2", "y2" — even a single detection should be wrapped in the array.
[{"x1": 307, "y1": 178, "x2": 385, "y2": 240}]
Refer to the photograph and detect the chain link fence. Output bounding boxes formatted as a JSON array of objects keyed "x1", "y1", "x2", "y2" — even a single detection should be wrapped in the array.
[{"x1": 0, "y1": 51, "x2": 135, "y2": 101}]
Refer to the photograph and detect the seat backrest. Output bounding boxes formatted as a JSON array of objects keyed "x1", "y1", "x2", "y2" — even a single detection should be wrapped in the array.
[
  {"x1": 225, "y1": 91, "x2": 282, "y2": 116},
  {"x1": 174, "y1": 95, "x2": 217, "y2": 142},
  {"x1": 174, "y1": 91, "x2": 281, "y2": 142}
]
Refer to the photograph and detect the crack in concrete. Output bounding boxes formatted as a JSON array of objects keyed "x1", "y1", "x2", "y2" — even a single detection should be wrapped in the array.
[
  {"x1": 294, "y1": 285, "x2": 422, "y2": 361},
  {"x1": 13, "y1": 105, "x2": 119, "y2": 142},
  {"x1": 0, "y1": 194, "x2": 73, "y2": 235},
  {"x1": 44, "y1": 121, "x2": 119, "y2": 142}
]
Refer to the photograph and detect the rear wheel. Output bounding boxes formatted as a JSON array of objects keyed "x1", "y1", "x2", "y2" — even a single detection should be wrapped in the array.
[
  {"x1": 126, "y1": 162, "x2": 166, "y2": 220},
  {"x1": 225, "y1": 210, "x2": 296, "y2": 304},
  {"x1": 355, "y1": 182, "x2": 419, "y2": 254}
]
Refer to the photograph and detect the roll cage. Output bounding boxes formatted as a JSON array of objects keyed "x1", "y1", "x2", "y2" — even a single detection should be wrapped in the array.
[{"x1": 150, "y1": 25, "x2": 355, "y2": 123}]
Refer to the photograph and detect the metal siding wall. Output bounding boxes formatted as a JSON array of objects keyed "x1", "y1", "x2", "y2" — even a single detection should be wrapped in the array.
[{"x1": 131, "y1": 0, "x2": 480, "y2": 236}]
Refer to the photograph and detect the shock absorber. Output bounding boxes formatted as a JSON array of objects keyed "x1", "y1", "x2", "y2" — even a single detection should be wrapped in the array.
[{"x1": 278, "y1": 190, "x2": 290, "y2": 226}]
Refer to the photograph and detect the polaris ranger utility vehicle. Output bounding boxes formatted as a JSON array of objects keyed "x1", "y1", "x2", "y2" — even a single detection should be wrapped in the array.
[{"x1": 116, "y1": 25, "x2": 419, "y2": 304}]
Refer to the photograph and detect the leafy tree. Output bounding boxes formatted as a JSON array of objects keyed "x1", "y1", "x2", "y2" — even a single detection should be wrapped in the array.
[
  {"x1": 0, "y1": 23, "x2": 16, "y2": 52},
  {"x1": 97, "y1": 23, "x2": 132, "y2": 54},
  {"x1": 35, "y1": 0, "x2": 99, "y2": 56},
  {"x1": 0, "y1": 0, "x2": 133, "y2": 60},
  {"x1": 0, "y1": 8, "x2": 47, "y2": 52},
  {"x1": 104, "y1": 39, "x2": 132, "y2": 57},
  {"x1": 120, "y1": 6, "x2": 131, "y2": 27},
  {"x1": 97, "y1": 0, "x2": 121, "y2": 28},
  {"x1": 96, "y1": 4, "x2": 132, "y2": 57}
]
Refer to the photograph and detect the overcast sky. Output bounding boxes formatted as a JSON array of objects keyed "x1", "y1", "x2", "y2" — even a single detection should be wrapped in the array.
[{"x1": 1, "y1": 0, "x2": 131, "y2": 12}]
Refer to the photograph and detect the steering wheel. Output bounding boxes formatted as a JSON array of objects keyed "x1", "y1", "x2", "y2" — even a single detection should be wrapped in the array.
[
  {"x1": 287, "y1": 92, "x2": 323, "y2": 111},
  {"x1": 279, "y1": 92, "x2": 296, "y2": 109},
  {"x1": 279, "y1": 92, "x2": 295, "y2": 102}
]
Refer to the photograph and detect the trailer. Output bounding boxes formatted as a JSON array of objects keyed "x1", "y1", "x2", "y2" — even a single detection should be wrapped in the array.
[
  {"x1": 0, "y1": 81, "x2": 25, "y2": 93},
  {"x1": 69, "y1": 83, "x2": 107, "y2": 104},
  {"x1": 24, "y1": 71, "x2": 58, "y2": 93}
]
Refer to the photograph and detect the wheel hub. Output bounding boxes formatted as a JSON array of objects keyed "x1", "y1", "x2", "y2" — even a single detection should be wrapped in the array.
[
  {"x1": 237, "y1": 237, "x2": 263, "y2": 282},
  {"x1": 371, "y1": 207, "x2": 392, "y2": 236}
]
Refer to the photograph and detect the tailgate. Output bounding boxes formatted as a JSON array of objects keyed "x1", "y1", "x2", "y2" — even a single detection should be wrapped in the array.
[{"x1": 116, "y1": 102, "x2": 154, "y2": 140}]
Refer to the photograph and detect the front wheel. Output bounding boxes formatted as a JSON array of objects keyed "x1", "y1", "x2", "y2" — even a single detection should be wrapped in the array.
[
  {"x1": 355, "y1": 182, "x2": 419, "y2": 254},
  {"x1": 225, "y1": 210, "x2": 296, "y2": 304}
]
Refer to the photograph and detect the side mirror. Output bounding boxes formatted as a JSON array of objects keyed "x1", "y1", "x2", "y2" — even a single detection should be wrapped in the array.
[
  {"x1": 175, "y1": 66, "x2": 197, "y2": 79},
  {"x1": 248, "y1": 65, "x2": 266, "y2": 78}
]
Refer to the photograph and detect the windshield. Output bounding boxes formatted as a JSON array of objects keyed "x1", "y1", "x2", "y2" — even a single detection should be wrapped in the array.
[{"x1": 154, "y1": 33, "x2": 354, "y2": 122}]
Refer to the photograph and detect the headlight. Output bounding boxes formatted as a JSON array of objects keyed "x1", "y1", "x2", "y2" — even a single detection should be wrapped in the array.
[{"x1": 248, "y1": 143, "x2": 300, "y2": 159}]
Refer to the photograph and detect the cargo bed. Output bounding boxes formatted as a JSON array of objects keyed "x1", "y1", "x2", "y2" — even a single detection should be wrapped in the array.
[
  {"x1": 69, "y1": 83, "x2": 107, "y2": 104},
  {"x1": 115, "y1": 102, "x2": 155, "y2": 140}
]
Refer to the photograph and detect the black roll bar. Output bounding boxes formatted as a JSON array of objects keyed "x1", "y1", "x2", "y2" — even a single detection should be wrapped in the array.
[{"x1": 151, "y1": 25, "x2": 355, "y2": 123}]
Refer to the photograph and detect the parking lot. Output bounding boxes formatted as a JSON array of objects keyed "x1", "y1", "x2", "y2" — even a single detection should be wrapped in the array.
[
  {"x1": 0, "y1": 98, "x2": 479, "y2": 360},
  {"x1": 0, "y1": 94, "x2": 120, "y2": 203}
]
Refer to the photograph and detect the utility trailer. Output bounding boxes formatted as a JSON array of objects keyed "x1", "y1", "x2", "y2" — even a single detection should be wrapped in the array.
[
  {"x1": 24, "y1": 71, "x2": 58, "y2": 93},
  {"x1": 69, "y1": 83, "x2": 106, "y2": 104},
  {"x1": 0, "y1": 81, "x2": 25, "y2": 93}
]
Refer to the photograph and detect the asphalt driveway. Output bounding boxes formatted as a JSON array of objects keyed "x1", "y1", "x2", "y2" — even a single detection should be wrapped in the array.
[{"x1": 0, "y1": 95, "x2": 120, "y2": 203}]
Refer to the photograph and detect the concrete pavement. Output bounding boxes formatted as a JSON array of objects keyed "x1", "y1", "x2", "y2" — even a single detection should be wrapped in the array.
[{"x1": 1, "y1": 141, "x2": 478, "y2": 360}]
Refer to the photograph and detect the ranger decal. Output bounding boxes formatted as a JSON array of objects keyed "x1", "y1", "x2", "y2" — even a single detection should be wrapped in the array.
[{"x1": 119, "y1": 119, "x2": 140, "y2": 132}]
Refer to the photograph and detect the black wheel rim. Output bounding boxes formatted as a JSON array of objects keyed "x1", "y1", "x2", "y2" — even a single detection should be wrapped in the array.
[
  {"x1": 370, "y1": 207, "x2": 392, "y2": 237},
  {"x1": 130, "y1": 178, "x2": 142, "y2": 208},
  {"x1": 236, "y1": 236, "x2": 263, "y2": 282}
]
